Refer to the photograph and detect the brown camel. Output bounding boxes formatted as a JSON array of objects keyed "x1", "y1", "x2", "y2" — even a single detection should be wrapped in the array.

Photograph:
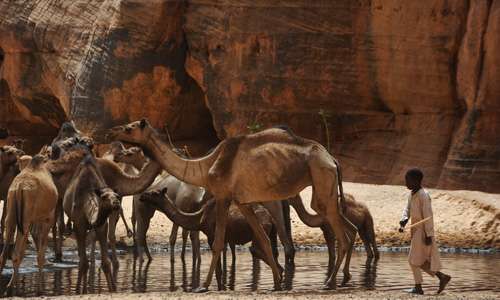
[
  {"x1": 46, "y1": 137, "x2": 162, "y2": 261},
  {"x1": 130, "y1": 171, "x2": 208, "y2": 267},
  {"x1": 289, "y1": 193, "x2": 378, "y2": 285},
  {"x1": 0, "y1": 154, "x2": 58, "y2": 290},
  {"x1": 140, "y1": 189, "x2": 279, "y2": 290},
  {"x1": 0, "y1": 146, "x2": 25, "y2": 245},
  {"x1": 63, "y1": 154, "x2": 121, "y2": 293},
  {"x1": 87, "y1": 141, "x2": 145, "y2": 268},
  {"x1": 109, "y1": 119, "x2": 355, "y2": 291}
]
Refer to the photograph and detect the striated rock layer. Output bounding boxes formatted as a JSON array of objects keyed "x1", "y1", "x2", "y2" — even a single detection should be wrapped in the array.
[{"x1": 0, "y1": 1, "x2": 499, "y2": 192}]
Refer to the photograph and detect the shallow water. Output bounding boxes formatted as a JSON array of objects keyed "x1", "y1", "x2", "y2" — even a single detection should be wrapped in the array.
[{"x1": 0, "y1": 249, "x2": 499, "y2": 297}]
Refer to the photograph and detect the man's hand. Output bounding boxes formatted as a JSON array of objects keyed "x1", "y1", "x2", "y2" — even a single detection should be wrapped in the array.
[
  {"x1": 399, "y1": 218, "x2": 409, "y2": 232},
  {"x1": 425, "y1": 236, "x2": 433, "y2": 245}
]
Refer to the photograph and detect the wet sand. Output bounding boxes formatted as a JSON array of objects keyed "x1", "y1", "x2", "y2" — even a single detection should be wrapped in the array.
[
  {"x1": 112, "y1": 182, "x2": 500, "y2": 250},
  {"x1": 16, "y1": 290, "x2": 500, "y2": 300}
]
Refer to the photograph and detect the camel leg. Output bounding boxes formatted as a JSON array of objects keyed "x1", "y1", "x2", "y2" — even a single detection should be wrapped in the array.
[
  {"x1": 0, "y1": 201, "x2": 16, "y2": 274},
  {"x1": 309, "y1": 153, "x2": 353, "y2": 290},
  {"x1": 222, "y1": 242, "x2": 227, "y2": 274},
  {"x1": 169, "y1": 223, "x2": 179, "y2": 263},
  {"x1": 89, "y1": 232, "x2": 96, "y2": 265},
  {"x1": 0, "y1": 200, "x2": 6, "y2": 245},
  {"x1": 181, "y1": 228, "x2": 189, "y2": 262},
  {"x1": 321, "y1": 224, "x2": 336, "y2": 278},
  {"x1": 341, "y1": 227, "x2": 357, "y2": 286},
  {"x1": 7, "y1": 228, "x2": 30, "y2": 289},
  {"x1": 107, "y1": 210, "x2": 120, "y2": 270},
  {"x1": 195, "y1": 199, "x2": 230, "y2": 293},
  {"x1": 134, "y1": 203, "x2": 154, "y2": 263},
  {"x1": 36, "y1": 223, "x2": 51, "y2": 271},
  {"x1": 190, "y1": 230, "x2": 201, "y2": 271},
  {"x1": 96, "y1": 223, "x2": 117, "y2": 292},
  {"x1": 237, "y1": 203, "x2": 283, "y2": 291},
  {"x1": 230, "y1": 243, "x2": 236, "y2": 267},
  {"x1": 261, "y1": 201, "x2": 295, "y2": 266},
  {"x1": 75, "y1": 226, "x2": 89, "y2": 294},
  {"x1": 119, "y1": 207, "x2": 133, "y2": 238},
  {"x1": 53, "y1": 198, "x2": 64, "y2": 262}
]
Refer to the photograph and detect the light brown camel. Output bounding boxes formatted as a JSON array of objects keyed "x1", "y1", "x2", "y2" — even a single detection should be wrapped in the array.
[
  {"x1": 289, "y1": 193, "x2": 378, "y2": 285},
  {"x1": 0, "y1": 154, "x2": 58, "y2": 290},
  {"x1": 86, "y1": 141, "x2": 145, "y2": 268},
  {"x1": 140, "y1": 188, "x2": 279, "y2": 290},
  {"x1": 130, "y1": 171, "x2": 208, "y2": 267},
  {"x1": 0, "y1": 146, "x2": 24, "y2": 245},
  {"x1": 109, "y1": 119, "x2": 356, "y2": 291},
  {"x1": 63, "y1": 154, "x2": 121, "y2": 293},
  {"x1": 46, "y1": 137, "x2": 162, "y2": 261}
]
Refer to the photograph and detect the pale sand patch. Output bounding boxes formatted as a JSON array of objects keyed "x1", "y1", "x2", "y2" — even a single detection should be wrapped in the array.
[{"x1": 113, "y1": 183, "x2": 499, "y2": 249}]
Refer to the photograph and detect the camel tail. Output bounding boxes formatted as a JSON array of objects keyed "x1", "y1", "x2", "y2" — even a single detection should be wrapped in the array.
[
  {"x1": 15, "y1": 188, "x2": 24, "y2": 233},
  {"x1": 333, "y1": 158, "x2": 357, "y2": 235}
]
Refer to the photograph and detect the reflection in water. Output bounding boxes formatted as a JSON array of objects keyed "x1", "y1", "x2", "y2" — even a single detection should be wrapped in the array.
[
  {"x1": 361, "y1": 257, "x2": 377, "y2": 290},
  {"x1": 0, "y1": 250, "x2": 499, "y2": 297}
]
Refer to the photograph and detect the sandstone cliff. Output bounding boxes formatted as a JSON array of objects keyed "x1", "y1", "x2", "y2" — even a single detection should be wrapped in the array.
[{"x1": 0, "y1": 1, "x2": 499, "y2": 192}]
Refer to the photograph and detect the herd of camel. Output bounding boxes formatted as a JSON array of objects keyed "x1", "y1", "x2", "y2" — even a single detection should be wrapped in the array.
[{"x1": 0, "y1": 119, "x2": 379, "y2": 293}]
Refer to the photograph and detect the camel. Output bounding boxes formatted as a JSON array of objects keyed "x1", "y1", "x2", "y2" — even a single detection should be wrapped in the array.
[
  {"x1": 85, "y1": 141, "x2": 146, "y2": 268},
  {"x1": 0, "y1": 146, "x2": 24, "y2": 245},
  {"x1": 0, "y1": 154, "x2": 58, "y2": 290},
  {"x1": 46, "y1": 136, "x2": 162, "y2": 261},
  {"x1": 139, "y1": 188, "x2": 279, "y2": 290},
  {"x1": 289, "y1": 193, "x2": 378, "y2": 285},
  {"x1": 121, "y1": 143, "x2": 295, "y2": 269},
  {"x1": 63, "y1": 153, "x2": 121, "y2": 293},
  {"x1": 109, "y1": 119, "x2": 356, "y2": 291}
]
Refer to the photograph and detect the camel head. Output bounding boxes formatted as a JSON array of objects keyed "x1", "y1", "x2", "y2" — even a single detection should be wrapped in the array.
[
  {"x1": 0, "y1": 145, "x2": 25, "y2": 168},
  {"x1": 139, "y1": 187, "x2": 167, "y2": 209},
  {"x1": 108, "y1": 119, "x2": 154, "y2": 145},
  {"x1": 110, "y1": 142, "x2": 147, "y2": 167},
  {"x1": 96, "y1": 187, "x2": 121, "y2": 212}
]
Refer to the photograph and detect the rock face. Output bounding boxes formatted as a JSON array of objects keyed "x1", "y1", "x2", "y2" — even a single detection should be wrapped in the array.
[{"x1": 0, "y1": 1, "x2": 499, "y2": 192}]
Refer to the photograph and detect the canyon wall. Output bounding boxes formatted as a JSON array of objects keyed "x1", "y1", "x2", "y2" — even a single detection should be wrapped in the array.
[{"x1": 0, "y1": 0, "x2": 499, "y2": 192}]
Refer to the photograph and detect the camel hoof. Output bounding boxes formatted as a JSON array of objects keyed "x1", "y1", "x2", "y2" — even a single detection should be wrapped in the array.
[
  {"x1": 322, "y1": 281, "x2": 337, "y2": 290},
  {"x1": 341, "y1": 274, "x2": 352, "y2": 286},
  {"x1": 192, "y1": 287, "x2": 209, "y2": 293},
  {"x1": 273, "y1": 283, "x2": 283, "y2": 291}
]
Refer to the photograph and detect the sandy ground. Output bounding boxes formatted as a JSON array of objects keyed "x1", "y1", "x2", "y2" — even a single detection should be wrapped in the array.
[
  {"x1": 111, "y1": 182, "x2": 499, "y2": 250},
  {"x1": 16, "y1": 290, "x2": 500, "y2": 300}
]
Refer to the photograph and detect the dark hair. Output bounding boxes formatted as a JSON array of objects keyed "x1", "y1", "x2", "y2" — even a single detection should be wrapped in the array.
[{"x1": 406, "y1": 168, "x2": 423, "y2": 182}]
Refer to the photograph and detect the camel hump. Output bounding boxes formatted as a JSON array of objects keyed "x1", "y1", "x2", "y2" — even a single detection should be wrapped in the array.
[
  {"x1": 28, "y1": 155, "x2": 45, "y2": 169},
  {"x1": 208, "y1": 137, "x2": 243, "y2": 180}
]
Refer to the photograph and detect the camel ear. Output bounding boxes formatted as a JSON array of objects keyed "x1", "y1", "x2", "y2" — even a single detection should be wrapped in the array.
[{"x1": 140, "y1": 119, "x2": 148, "y2": 129}]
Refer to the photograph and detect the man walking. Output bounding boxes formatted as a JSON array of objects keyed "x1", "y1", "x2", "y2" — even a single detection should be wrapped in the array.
[{"x1": 399, "y1": 168, "x2": 451, "y2": 295}]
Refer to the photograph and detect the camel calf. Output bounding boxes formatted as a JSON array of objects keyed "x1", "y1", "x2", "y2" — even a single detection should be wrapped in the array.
[
  {"x1": 140, "y1": 189, "x2": 280, "y2": 290},
  {"x1": 289, "y1": 193, "x2": 378, "y2": 285},
  {"x1": 0, "y1": 155, "x2": 58, "y2": 290},
  {"x1": 63, "y1": 154, "x2": 121, "y2": 293}
]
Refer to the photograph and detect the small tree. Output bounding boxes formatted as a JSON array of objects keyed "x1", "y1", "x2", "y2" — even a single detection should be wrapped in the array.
[{"x1": 318, "y1": 109, "x2": 332, "y2": 153}]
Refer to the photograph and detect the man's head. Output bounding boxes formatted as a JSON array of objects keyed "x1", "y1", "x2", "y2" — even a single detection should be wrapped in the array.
[{"x1": 405, "y1": 168, "x2": 423, "y2": 192}]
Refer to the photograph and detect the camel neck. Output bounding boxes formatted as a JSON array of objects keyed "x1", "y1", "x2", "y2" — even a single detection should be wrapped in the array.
[{"x1": 143, "y1": 130, "x2": 218, "y2": 189}]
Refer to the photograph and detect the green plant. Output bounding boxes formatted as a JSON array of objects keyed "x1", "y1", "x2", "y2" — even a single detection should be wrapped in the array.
[
  {"x1": 318, "y1": 109, "x2": 331, "y2": 153},
  {"x1": 247, "y1": 121, "x2": 263, "y2": 133}
]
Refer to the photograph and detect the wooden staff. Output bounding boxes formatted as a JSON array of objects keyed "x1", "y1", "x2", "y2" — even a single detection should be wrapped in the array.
[{"x1": 403, "y1": 216, "x2": 432, "y2": 230}]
